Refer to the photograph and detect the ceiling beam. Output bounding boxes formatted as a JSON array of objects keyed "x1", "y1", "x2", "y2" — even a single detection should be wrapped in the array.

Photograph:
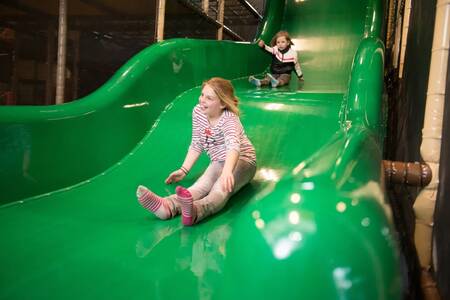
[
  {"x1": 0, "y1": 0, "x2": 52, "y2": 18},
  {"x1": 78, "y1": 0, "x2": 129, "y2": 16},
  {"x1": 0, "y1": 18, "x2": 154, "y2": 32}
]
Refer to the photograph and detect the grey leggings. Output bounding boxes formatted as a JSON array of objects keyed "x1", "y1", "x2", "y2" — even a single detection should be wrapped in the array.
[
  {"x1": 260, "y1": 73, "x2": 291, "y2": 86},
  {"x1": 166, "y1": 160, "x2": 256, "y2": 223}
]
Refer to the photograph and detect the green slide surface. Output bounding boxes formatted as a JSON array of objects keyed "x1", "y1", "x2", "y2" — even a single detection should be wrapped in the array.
[{"x1": 0, "y1": 0, "x2": 401, "y2": 299}]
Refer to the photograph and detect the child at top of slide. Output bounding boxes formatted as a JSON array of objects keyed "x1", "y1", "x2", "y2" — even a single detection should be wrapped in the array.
[{"x1": 249, "y1": 30, "x2": 304, "y2": 88}]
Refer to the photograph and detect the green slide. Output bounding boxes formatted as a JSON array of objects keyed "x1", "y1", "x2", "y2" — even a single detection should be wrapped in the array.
[{"x1": 0, "y1": 0, "x2": 401, "y2": 299}]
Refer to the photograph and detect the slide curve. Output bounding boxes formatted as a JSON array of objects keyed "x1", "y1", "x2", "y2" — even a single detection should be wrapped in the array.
[{"x1": 0, "y1": 1, "x2": 401, "y2": 299}]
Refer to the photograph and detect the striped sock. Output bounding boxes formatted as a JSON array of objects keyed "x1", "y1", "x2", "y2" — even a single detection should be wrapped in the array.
[
  {"x1": 176, "y1": 186, "x2": 194, "y2": 226},
  {"x1": 136, "y1": 185, "x2": 171, "y2": 220}
]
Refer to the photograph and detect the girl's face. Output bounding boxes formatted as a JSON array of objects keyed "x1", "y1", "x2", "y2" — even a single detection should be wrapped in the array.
[
  {"x1": 276, "y1": 36, "x2": 289, "y2": 50},
  {"x1": 199, "y1": 84, "x2": 225, "y2": 120}
]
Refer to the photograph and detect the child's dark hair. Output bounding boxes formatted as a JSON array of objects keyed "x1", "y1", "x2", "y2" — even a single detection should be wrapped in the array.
[{"x1": 270, "y1": 31, "x2": 294, "y2": 47}]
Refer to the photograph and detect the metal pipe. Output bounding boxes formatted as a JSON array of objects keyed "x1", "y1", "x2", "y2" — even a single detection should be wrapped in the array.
[
  {"x1": 238, "y1": 0, "x2": 263, "y2": 20},
  {"x1": 415, "y1": 0, "x2": 450, "y2": 298},
  {"x1": 383, "y1": 160, "x2": 432, "y2": 186},
  {"x1": 55, "y1": 0, "x2": 67, "y2": 105},
  {"x1": 222, "y1": 24, "x2": 244, "y2": 41}
]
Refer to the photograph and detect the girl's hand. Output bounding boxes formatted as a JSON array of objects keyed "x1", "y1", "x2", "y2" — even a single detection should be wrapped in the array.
[
  {"x1": 165, "y1": 169, "x2": 186, "y2": 184},
  {"x1": 258, "y1": 40, "x2": 265, "y2": 48},
  {"x1": 221, "y1": 172, "x2": 235, "y2": 193}
]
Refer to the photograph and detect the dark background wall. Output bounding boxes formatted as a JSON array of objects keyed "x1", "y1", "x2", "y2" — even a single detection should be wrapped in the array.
[
  {"x1": 385, "y1": 0, "x2": 450, "y2": 298},
  {"x1": 435, "y1": 46, "x2": 450, "y2": 300},
  {"x1": 385, "y1": 0, "x2": 436, "y2": 299},
  {"x1": 0, "y1": 0, "x2": 265, "y2": 105}
]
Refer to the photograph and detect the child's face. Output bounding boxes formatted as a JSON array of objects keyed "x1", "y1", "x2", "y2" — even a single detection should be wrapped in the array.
[
  {"x1": 276, "y1": 36, "x2": 289, "y2": 50},
  {"x1": 199, "y1": 84, "x2": 225, "y2": 119}
]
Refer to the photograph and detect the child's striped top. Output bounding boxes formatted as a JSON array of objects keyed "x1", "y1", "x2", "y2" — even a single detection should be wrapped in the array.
[{"x1": 190, "y1": 104, "x2": 256, "y2": 165}]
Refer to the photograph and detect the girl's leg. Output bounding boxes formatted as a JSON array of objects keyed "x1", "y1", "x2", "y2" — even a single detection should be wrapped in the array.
[
  {"x1": 136, "y1": 186, "x2": 180, "y2": 220},
  {"x1": 259, "y1": 75, "x2": 271, "y2": 86},
  {"x1": 176, "y1": 162, "x2": 224, "y2": 225},
  {"x1": 277, "y1": 74, "x2": 291, "y2": 86},
  {"x1": 137, "y1": 163, "x2": 223, "y2": 220},
  {"x1": 189, "y1": 160, "x2": 256, "y2": 225},
  {"x1": 187, "y1": 162, "x2": 224, "y2": 200}
]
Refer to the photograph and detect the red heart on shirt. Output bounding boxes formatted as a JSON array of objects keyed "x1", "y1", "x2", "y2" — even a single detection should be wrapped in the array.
[{"x1": 205, "y1": 128, "x2": 213, "y2": 136}]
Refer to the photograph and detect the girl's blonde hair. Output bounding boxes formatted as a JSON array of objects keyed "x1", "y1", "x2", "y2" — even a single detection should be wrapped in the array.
[
  {"x1": 203, "y1": 77, "x2": 240, "y2": 116},
  {"x1": 270, "y1": 30, "x2": 294, "y2": 47}
]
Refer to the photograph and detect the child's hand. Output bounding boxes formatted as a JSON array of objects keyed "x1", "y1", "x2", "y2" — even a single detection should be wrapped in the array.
[
  {"x1": 258, "y1": 40, "x2": 265, "y2": 48},
  {"x1": 165, "y1": 169, "x2": 186, "y2": 184},
  {"x1": 220, "y1": 172, "x2": 235, "y2": 193}
]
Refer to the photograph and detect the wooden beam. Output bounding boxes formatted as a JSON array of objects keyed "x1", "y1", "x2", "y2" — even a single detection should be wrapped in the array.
[
  {"x1": 55, "y1": 0, "x2": 67, "y2": 104},
  {"x1": 217, "y1": 0, "x2": 224, "y2": 40},
  {"x1": 154, "y1": 0, "x2": 166, "y2": 42},
  {"x1": 202, "y1": 0, "x2": 209, "y2": 14}
]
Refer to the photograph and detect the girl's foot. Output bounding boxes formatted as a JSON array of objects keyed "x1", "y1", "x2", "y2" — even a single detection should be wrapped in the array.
[
  {"x1": 176, "y1": 186, "x2": 195, "y2": 226},
  {"x1": 266, "y1": 73, "x2": 279, "y2": 88},
  {"x1": 136, "y1": 185, "x2": 172, "y2": 220},
  {"x1": 249, "y1": 76, "x2": 261, "y2": 87},
  {"x1": 298, "y1": 74, "x2": 304, "y2": 81}
]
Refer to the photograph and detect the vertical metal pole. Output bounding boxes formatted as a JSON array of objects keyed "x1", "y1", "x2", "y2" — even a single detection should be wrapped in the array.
[
  {"x1": 217, "y1": 0, "x2": 225, "y2": 40},
  {"x1": 46, "y1": 23, "x2": 54, "y2": 105},
  {"x1": 72, "y1": 31, "x2": 80, "y2": 100},
  {"x1": 55, "y1": 0, "x2": 67, "y2": 104},
  {"x1": 155, "y1": 0, "x2": 166, "y2": 42},
  {"x1": 202, "y1": 0, "x2": 209, "y2": 14}
]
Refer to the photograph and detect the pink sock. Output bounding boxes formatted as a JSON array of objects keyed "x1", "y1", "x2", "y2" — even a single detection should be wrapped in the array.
[
  {"x1": 136, "y1": 185, "x2": 171, "y2": 220},
  {"x1": 176, "y1": 186, "x2": 195, "y2": 226}
]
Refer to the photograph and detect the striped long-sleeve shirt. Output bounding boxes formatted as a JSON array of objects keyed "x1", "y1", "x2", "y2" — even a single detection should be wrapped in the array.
[{"x1": 189, "y1": 104, "x2": 256, "y2": 165}]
